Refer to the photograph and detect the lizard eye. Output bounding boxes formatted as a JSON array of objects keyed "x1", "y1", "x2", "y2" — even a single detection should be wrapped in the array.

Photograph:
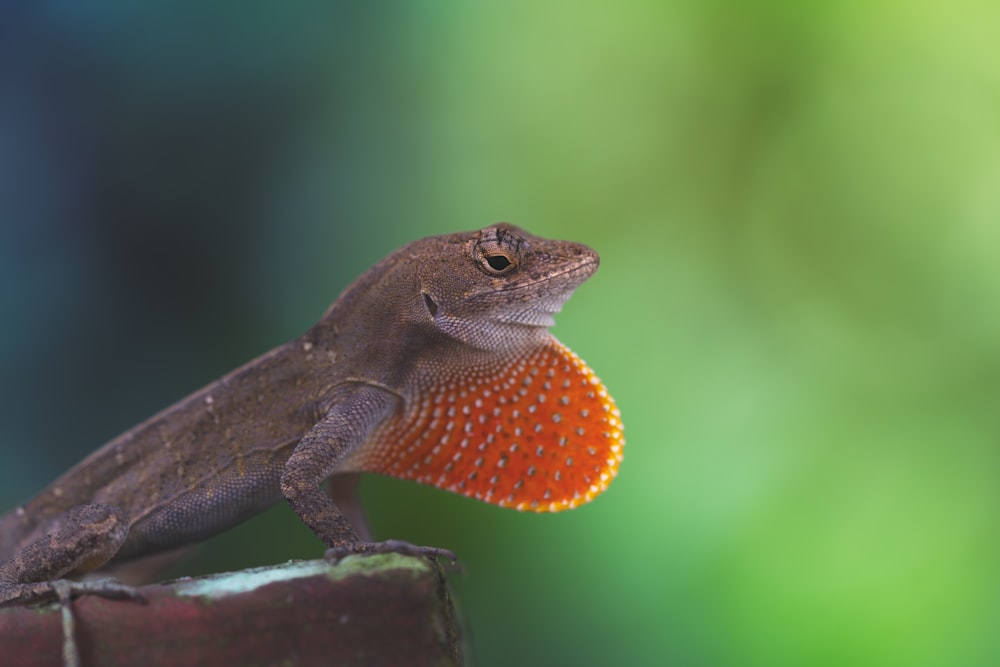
[
  {"x1": 485, "y1": 253, "x2": 513, "y2": 273},
  {"x1": 474, "y1": 227, "x2": 522, "y2": 275}
]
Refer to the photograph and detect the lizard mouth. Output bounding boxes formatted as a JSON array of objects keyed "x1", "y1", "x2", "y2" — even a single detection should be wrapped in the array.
[
  {"x1": 519, "y1": 255, "x2": 599, "y2": 290},
  {"x1": 464, "y1": 255, "x2": 597, "y2": 330}
]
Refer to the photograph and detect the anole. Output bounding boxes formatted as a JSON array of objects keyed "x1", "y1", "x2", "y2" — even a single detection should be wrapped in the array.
[{"x1": 0, "y1": 224, "x2": 623, "y2": 607}]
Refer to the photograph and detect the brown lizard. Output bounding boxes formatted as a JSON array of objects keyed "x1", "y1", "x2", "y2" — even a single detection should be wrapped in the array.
[{"x1": 0, "y1": 224, "x2": 624, "y2": 607}]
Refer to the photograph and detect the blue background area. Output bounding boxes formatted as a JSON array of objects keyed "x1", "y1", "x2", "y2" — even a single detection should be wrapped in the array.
[{"x1": 2, "y1": 2, "x2": 1000, "y2": 665}]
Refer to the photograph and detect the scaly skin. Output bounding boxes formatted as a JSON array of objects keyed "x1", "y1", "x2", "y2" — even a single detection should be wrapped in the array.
[{"x1": 0, "y1": 224, "x2": 623, "y2": 606}]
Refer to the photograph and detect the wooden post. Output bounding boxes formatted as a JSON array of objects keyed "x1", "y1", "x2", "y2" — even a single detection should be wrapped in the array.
[{"x1": 0, "y1": 554, "x2": 464, "y2": 667}]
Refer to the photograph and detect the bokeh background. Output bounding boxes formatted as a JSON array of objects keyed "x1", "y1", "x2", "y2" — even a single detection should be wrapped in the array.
[{"x1": 2, "y1": 2, "x2": 999, "y2": 665}]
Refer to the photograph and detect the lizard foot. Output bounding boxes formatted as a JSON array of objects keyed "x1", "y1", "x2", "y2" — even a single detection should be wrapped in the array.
[
  {"x1": 51, "y1": 580, "x2": 143, "y2": 667},
  {"x1": 324, "y1": 539, "x2": 457, "y2": 564},
  {"x1": 0, "y1": 577, "x2": 143, "y2": 609},
  {"x1": 52, "y1": 577, "x2": 145, "y2": 604}
]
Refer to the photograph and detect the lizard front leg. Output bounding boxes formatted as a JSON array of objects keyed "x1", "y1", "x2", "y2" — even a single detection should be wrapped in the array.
[
  {"x1": 280, "y1": 384, "x2": 454, "y2": 561},
  {"x1": 0, "y1": 504, "x2": 135, "y2": 607}
]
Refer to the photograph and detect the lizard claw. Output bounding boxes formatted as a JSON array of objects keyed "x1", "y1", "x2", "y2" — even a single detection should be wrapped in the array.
[{"x1": 324, "y1": 540, "x2": 457, "y2": 564}]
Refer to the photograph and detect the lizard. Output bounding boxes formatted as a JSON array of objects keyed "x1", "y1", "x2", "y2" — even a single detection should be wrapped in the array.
[{"x1": 0, "y1": 223, "x2": 624, "y2": 607}]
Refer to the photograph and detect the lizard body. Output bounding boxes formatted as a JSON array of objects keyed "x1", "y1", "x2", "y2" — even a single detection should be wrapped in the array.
[{"x1": 0, "y1": 224, "x2": 623, "y2": 606}]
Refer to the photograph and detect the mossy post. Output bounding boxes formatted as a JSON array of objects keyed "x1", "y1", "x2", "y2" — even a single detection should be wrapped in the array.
[{"x1": 0, "y1": 553, "x2": 464, "y2": 667}]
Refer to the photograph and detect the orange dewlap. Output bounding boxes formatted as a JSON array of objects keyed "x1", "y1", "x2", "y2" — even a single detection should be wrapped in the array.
[{"x1": 350, "y1": 338, "x2": 624, "y2": 511}]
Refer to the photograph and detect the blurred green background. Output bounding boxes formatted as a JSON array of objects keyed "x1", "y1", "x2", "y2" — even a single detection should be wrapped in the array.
[{"x1": 2, "y1": 1, "x2": 999, "y2": 665}]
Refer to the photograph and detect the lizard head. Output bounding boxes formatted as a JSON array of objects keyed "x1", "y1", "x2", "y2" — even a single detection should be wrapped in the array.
[{"x1": 415, "y1": 224, "x2": 600, "y2": 351}]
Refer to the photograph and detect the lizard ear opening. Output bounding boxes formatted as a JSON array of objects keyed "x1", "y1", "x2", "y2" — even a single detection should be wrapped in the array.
[{"x1": 422, "y1": 291, "x2": 439, "y2": 317}]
